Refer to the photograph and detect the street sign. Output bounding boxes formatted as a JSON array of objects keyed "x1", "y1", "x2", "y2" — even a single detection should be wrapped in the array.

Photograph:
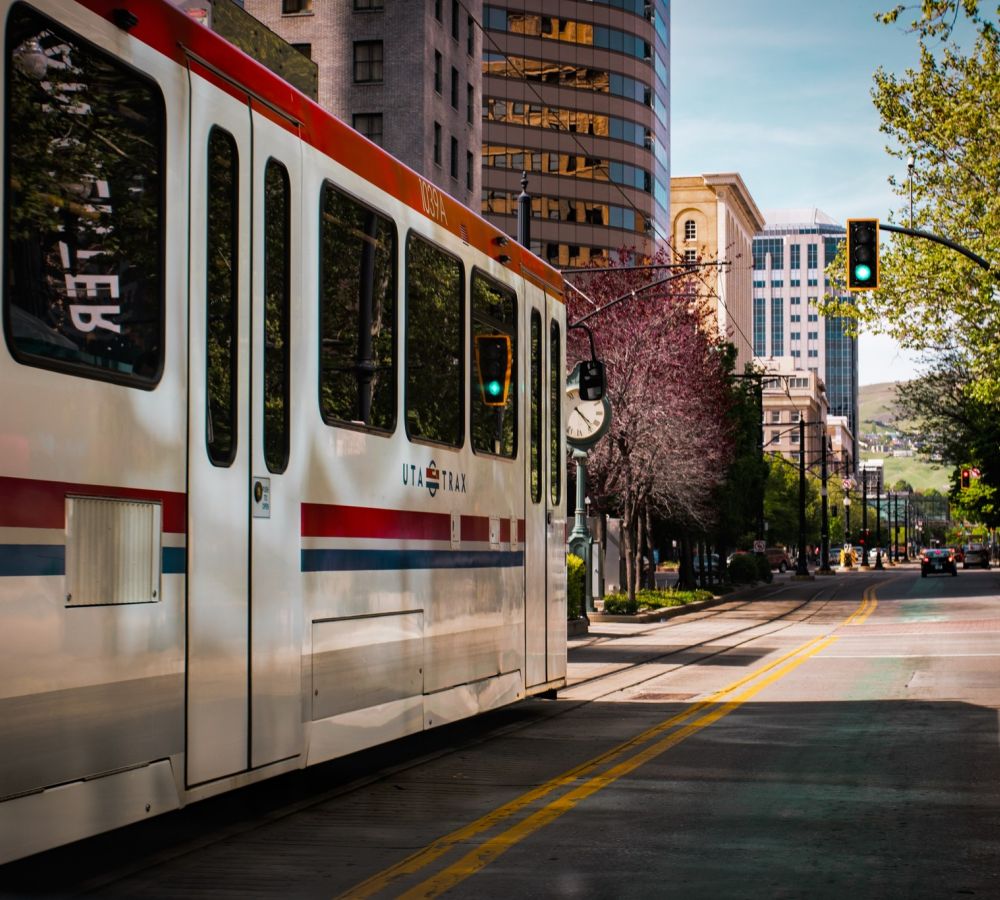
[{"x1": 753, "y1": 540, "x2": 766, "y2": 553}]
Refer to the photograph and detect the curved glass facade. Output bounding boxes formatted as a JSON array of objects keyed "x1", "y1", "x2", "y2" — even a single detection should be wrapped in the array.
[{"x1": 481, "y1": 1, "x2": 669, "y2": 266}]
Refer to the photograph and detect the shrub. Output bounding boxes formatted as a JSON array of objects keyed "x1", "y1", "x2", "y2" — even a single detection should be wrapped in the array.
[
  {"x1": 728, "y1": 554, "x2": 759, "y2": 584},
  {"x1": 567, "y1": 553, "x2": 585, "y2": 619},
  {"x1": 602, "y1": 593, "x2": 639, "y2": 615},
  {"x1": 601, "y1": 588, "x2": 712, "y2": 615},
  {"x1": 754, "y1": 553, "x2": 773, "y2": 583}
]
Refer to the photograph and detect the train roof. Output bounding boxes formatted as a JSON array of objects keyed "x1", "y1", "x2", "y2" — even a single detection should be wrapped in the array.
[{"x1": 72, "y1": 0, "x2": 564, "y2": 301}]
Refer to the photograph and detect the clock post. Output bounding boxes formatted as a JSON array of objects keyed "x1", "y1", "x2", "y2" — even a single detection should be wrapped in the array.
[{"x1": 567, "y1": 447, "x2": 593, "y2": 620}]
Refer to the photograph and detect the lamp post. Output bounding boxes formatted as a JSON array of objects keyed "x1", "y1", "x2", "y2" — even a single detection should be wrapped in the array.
[
  {"x1": 796, "y1": 417, "x2": 809, "y2": 576},
  {"x1": 844, "y1": 494, "x2": 852, "y2": 559},
  {"x1": 568, "y1": 449, "x2": 592, "y2": 621},
  {"x1": 905, "y1": 487, "x2": 912, "y2": 560},
  {"x1": 875, "y1": 467, "x2": 885, "y2": 570},
  {"x1": 861, "y1": 466, "x2": 870, "y2": 567},
  {"x1": 819, "y1": 431, "x2": 832, "y2": 574},
  {"x1": 907, "y1": 154, "x2": 915, "y2": 230}
]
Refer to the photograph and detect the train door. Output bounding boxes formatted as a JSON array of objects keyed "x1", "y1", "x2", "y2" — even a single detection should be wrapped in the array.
[
  {"x1": 186, "y1": 75, "x2": 252, "y2": 785},
  {"x1": 524, "y1": 300, "x2": 546, "y2": 687},
  {"x1": 246, "y1": 105, "x2": 302, "y2": 770},
  {"x1": 546, "y1": 301, "x2": 567, "y2": 681},
  {"x1": 186, "y1": 75, "x2": 304, "y2": 785}
]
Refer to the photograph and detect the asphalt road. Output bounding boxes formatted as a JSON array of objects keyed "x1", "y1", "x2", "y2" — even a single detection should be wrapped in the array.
[{"x1": 3, "y1": 564, "x2": 999, "y2": 898}]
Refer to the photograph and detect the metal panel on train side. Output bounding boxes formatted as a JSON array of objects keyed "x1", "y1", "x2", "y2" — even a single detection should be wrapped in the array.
[{"x1": 185, "y1": 73, "x2": 252, "y2": 786}]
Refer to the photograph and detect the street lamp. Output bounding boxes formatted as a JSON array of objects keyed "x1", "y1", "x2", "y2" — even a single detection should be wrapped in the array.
[
  {"x1": 861, "y1": 466, "x2": 870, "y2": 567},
  {"x1": 907, "y1": 154, "x2": 915, "y2": 229},
  {"x1": 844, "y1": 494, "x2": 852, "y2": 544}
]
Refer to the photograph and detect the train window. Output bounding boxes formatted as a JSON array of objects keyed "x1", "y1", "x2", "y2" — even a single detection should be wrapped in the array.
[
  {"x1": 529, "y1": 310, "x2": 542, "y2": 502},
  {"x1": 470, "y1": 272, "x2": 516, "y2": 458},
  {"x1": 319, "y1": 183, "x2": 396, "y2": 433},
  {"x1": 263, "y1": 159, "x2": 290, "y2": 474},
  {"x1": 550, "y1": 320, "x2": 561, "y2": 505},
  {"x1": 4, "y1": 5, "x2": 164, "y2": 387},
  {"x1": 206, "y1": 128, "x2": 239, "y2": 466},
  {"x1": 405, "y1": 234, "x2": 463, "y2": 447}
]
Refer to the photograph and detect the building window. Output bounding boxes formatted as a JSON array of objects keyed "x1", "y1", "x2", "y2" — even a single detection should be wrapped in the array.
[
  {"x1": 452, "y1": 0, "x2": 460, "y2": 39},
  {"x1": 790, "y1": 332, "x2": 801, "y2": 341},
  {"x1": 434, "y1": 51, "x2": 442, "y2": 93},
  {"x1": 354, "y1": 0, "x2": 384, "y2": 8},
  {"x1": 353, "y1": 41, "x2": 383, "y2": 83},
  {"x1": 468, "y1": 14, "x2": 475, "y2": 54},
  {"x1": 433, "y1": 122, "x2": 442, "y2": 165},
  {"x1": 352, "y1": 113, "x2": 383, "y2": 146},
  {"x1": 807, "y1": 244, "x2": 818, "y2": 268},
  {"x1": 434, "y1": 0, "x2": 442, "y2": 21},
  {"x1": 467, "y1": 83, "x2": 474, "y2": 123},
  {"x1": 450, "y1": 136, "x2": 458, "y2": 179},
  {"x1": 451, "y1": 66, "x2": 459, "y2": 108},
  {"x1": 466, "y1": 150, "x2": 474, "y2": 190},
  {"x1": 790, "y1": 243, "x2": 800, "y2": 269},
  {"x1": 282, "y1": 0, "x2": 312, "y2": 13},
  {"x1": 770, "y1": 430, "x2": 781, "y2": 445},
  {"x1": 291, "y1": 43, "x2": 312, "y2": 58},
  {"x1": 684, "y1": 249, "x2": 697, "y2": 267},
  {"x1": 684, "y1": 219, "x2": 696, "y2": 241}
]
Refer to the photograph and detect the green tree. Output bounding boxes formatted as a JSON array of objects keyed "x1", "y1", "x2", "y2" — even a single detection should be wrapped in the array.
[{"x1": 825, "y1": 2, "x2": 1000, "y2": 400}]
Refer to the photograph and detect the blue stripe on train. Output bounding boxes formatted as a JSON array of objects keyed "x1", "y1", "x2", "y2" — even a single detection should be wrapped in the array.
[
  {"x1": 0, "y1": 545, "x2": 187, "y2": 577},
  {"x1": 302, "y1": 548, "x2": 525, "y2": 572}
]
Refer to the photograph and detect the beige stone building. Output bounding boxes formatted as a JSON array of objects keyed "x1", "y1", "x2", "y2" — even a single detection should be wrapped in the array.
[
  {"x1": 826, "y1": 415, "x2": 855, "y2": 478},
  {"x1": 761, "y1": 359, "x2": 828, "y2": 468},
  {"x1": 671, "y1": 173, "x2": 764, "y2": 370}
]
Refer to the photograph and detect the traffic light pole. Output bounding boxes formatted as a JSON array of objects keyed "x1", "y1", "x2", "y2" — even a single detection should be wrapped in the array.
[
  {"x1": 861, "y1": 467, "x2": 870, "y2": 567},
  {"x1": 796, "y1": 418, "x2": 809, "y2": 577},
  {"x1": 878, "y1": 223, "x2": 991, "y2": 272}
]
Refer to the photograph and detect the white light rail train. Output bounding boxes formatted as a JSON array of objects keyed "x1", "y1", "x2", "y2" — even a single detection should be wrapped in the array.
[{"x1": 0, "y1": 0, "x2": 567, "y2": 862}]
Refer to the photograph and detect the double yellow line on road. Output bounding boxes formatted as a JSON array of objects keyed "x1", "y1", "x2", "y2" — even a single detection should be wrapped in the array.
[{"x1": 339, "y1": 590, "x2": 878, "y2": 899}]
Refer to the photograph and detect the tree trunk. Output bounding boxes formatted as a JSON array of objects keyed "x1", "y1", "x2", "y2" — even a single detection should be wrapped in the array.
[
  {"x1": 677, "y1": 533, "x2": 696, "y2": 590},
  {"x1": 645, "y1": 502, "x2": 656, "y2": 589},
  {"x1": 634, "y1": 503, "x2": 646, "y2": 595}
]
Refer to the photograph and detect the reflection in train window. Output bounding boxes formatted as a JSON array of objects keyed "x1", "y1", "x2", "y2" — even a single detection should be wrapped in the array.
[{"x1": 319, "y1": 184, "x2": 396, "y2": 433}]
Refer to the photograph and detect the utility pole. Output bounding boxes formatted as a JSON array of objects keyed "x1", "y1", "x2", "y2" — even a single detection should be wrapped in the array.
[
  {"x1": 860, "y1": 466, "x2": 870, "y2": 567},
  {"x1": 875, "y1": 467, "x2": 885, "y2": 570},
  {"x1": 796, "y1": 417, "x2": 809, "y2": 576},
  {"x1": 819, "y1": 428, "x2": 831, "y2": 574}
]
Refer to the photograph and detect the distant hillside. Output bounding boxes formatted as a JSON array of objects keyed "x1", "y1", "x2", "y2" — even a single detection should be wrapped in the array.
[{"x1": 857, "y1": 381, "x2": 949, "y2": 493}]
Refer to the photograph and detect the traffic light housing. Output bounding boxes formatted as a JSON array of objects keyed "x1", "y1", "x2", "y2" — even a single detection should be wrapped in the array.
[
  {"x1": 847, "y1": 218, "x2": 880, "y2": 290},
  {"x1": 474, "y1": 333, "x2": 512, "y2": 406},
  {"x1": 961, "y1": 468, "x2": 971, "y2": 489}
]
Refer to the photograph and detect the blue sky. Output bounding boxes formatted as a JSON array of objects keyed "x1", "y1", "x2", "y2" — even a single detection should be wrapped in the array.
[{"x1": 670, "y1": 0, "x2": 962, "y2": 385}]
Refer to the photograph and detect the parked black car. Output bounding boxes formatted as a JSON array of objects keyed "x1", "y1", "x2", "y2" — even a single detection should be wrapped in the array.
[
  {"x1": 963, "y1": 544, "x2": 990, "y2": 569},
  {"x1": 921, "y1": 548, "x2": 958, "y2": 577}
]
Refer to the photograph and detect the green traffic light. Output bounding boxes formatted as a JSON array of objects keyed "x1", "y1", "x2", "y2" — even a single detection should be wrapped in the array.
[
  {"x1": 486, "y1": 380, "x2": 502, "y2": 397},
  {"x1": 854, "y1": 263, "x2": 872, "y2": 282}
]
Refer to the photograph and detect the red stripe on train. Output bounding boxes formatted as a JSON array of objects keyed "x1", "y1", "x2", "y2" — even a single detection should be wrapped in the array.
[
  {"x1": 303, "y1": 504, "x2": 525, "y2": 544},
  {"x1": 0, "y1": 476, "x2": 186, "y2": 532}
]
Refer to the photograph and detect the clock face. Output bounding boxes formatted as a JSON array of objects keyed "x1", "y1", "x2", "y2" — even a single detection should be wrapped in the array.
[{"x1": 566, "y1": 397, "x2": 607, "y2": 443}]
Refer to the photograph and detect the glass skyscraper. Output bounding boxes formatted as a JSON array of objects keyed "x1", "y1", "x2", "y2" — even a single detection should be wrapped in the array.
[
  {"x1": 480, "y1": 1, "x2": 670, "y2": 266},
  {"x1": 752, "y1": 209, "x2": 859, "y2": 468}
]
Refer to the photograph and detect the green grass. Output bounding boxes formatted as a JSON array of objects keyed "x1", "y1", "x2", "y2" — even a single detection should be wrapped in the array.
[{"x1": 858, "y1": 382, "x2": 948, "y2": 493}]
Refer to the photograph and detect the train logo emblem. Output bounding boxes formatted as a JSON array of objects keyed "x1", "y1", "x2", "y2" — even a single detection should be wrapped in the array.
[
  {"x1": 402, "y1": 460, "x2": 468, "y2": 497},
  {"x1": 425, "y1": 462, "x2": 440, "y2": 497}
]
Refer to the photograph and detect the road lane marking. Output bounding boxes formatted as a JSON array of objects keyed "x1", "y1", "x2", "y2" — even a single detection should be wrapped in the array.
[
  {"x1": 338, "y1": 591, "x2": 871, "y2": 899},
  {"x1": 399, "y1": 637, "x2": 838, "y2": 899}
]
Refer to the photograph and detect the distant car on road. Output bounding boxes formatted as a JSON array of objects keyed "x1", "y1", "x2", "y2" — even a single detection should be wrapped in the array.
[
  {"x1": 692, "y1": 553, "x2": 721, "y2": 575},
  {"x1": 950, "y1": 546, "x2": 965, "y2": 565},
  {"x1": 921, "y1": 548, "x2": 958, "y2": 577},
  {"x1": 765, "y1": 547, "x2": 791, "y2": 573},
  {"x1": 963, "y1": 544, "x2": 990, "y2": 569}
]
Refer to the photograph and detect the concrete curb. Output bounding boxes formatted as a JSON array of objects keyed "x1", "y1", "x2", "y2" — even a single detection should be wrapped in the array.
[{"x1": 587, "y1": 594, "x2": 732, "y2": 624}]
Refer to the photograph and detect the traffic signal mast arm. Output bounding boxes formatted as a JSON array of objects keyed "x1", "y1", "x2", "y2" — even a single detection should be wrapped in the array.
[{"x1": 878, "y1": 223, "x2": 991, "y2": 272}]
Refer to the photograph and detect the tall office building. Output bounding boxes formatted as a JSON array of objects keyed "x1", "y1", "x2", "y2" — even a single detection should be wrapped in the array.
[
  {"x1": 480, "y1": 1, "x2": 670, "y2": 267},
  {"x1": 241, "y1": 0, "x2": 483, "y2": 207},
  {"x1": 751, "y1": 209, "x2": 859, "y2": 470}
]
